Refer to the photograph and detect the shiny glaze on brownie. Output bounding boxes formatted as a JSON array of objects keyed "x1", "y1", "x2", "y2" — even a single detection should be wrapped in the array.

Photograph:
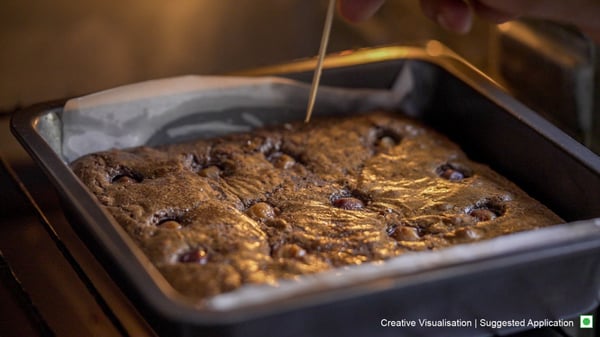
[{"x1": 71, "y1": 111, "x2": 563, "y2": 301}]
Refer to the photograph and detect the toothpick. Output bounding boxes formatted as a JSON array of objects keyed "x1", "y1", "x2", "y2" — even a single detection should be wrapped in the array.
[{"x1": 305, "y1": 0, "x2": 336, "y2": 123}]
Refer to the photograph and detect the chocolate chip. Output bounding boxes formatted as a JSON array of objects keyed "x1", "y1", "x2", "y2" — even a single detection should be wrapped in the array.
[
  {"x1": 332, "y1": 197, "x2": 364, "y2": 210},
  {"x1": 441, "y1": 168, "x2": 464, "y2": 181},
  {"x1": 178, "y1": 248, "x2": 208, "y2": 264},
  {"x1": 246, "y1": 202, "x2": 275, "y2": 220},
  {"x1": 436, "y1": 163, "x2": 471, "y2": 181}
]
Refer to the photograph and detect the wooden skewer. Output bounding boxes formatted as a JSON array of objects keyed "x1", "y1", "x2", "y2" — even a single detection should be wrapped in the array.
[{"x1": 305, "y1": 0, "x2": 336, "y2": 123}]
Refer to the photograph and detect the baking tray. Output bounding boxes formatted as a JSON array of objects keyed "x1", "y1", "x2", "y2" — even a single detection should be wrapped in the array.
[{"x1": 11, "y1": 44, "x2": 600, "y2": 337}]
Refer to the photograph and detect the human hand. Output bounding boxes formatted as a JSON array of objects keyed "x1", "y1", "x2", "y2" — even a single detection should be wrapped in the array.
[{"x1": 338, "y1": 0, "x2": 600, "y2": 41}]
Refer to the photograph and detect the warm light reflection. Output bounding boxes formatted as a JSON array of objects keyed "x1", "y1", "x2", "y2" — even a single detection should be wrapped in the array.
[
  {"x1": 497, "y1": 22, "x2": 512, "y2": 33},
  {"x1": 364, "y1": 48, "x2": 404, "y2": 60},
  {"x1": 337, "y1": 49, "x2": 354, "y2": 56},
  {"x1": 235, "y1": 45, "x2": 431, "y2": 77},
  {"x1": 497, "y1": 21, "x2": 578, "y2": 67},
  {"x1": 425, "y1": 40, "x2": 445, "y2": 57}
]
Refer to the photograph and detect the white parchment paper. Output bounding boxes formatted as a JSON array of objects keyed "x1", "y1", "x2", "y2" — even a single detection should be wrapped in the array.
[{"x1": 62, "y1": 67, "x2": 414, "y2": 162}]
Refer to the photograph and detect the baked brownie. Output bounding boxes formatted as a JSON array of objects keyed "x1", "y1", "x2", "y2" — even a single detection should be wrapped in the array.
[{"x1": 70, "y1": 111, "x2": 563, "y2": 301}]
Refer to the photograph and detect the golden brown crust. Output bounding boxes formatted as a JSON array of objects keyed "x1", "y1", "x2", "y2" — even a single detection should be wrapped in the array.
[{"x1": 70, "y1": 111, "x2": 563, "y2": 300}]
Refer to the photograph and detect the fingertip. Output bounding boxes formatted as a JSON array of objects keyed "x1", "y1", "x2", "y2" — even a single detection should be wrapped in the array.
[
  {"x1": 421, "y1": 0, "x2": 473, "y2": 34},
  {"x1": 338, "y1": 0, "x2": 386, "y2": 22},
  {"x1": 437, "y1": 8, "x2": 473, "y2": 33}
]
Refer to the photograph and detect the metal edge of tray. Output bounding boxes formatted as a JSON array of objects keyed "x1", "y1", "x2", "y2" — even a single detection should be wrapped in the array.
[
  {"x1": 240, "y1": 43, "x2": 600, "y2": 178},
  {"x1": 9, "y1": 44, "x2": 600, "y2": 331}
]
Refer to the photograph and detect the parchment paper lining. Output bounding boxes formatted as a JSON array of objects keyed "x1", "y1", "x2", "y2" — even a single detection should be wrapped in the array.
[{"x1": 62, "y1": 65, "x2": 414, "y2": 163}]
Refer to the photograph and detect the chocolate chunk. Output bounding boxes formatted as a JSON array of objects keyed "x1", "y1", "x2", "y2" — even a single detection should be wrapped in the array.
[
  {"x1": 441, "y1": 168, "x2": 464, "y2": 181},
  {"x1": 436, "y1": 163, "x2": 471, "y2": 181},
  {"x1": 332, "y1": 197, "x2": 364, "y2": 210},
  {"x1": 247, "y1": 202, "x2": 275, "y2": 220}
]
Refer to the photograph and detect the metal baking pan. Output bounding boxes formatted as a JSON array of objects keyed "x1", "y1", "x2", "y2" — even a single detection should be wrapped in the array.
[{"x1": 11, "y1": 43, "x2": 600, "y2": 337}]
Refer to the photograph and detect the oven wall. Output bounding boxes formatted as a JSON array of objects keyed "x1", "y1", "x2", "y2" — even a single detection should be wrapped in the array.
[{"x1": 0, "y1": 0, "x2": 493, "y2": 113}]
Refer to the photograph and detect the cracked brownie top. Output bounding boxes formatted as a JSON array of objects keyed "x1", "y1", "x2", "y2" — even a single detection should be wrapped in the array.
[{"x1": 71, "y1": 111, "x2": 563, "y2": 301}]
